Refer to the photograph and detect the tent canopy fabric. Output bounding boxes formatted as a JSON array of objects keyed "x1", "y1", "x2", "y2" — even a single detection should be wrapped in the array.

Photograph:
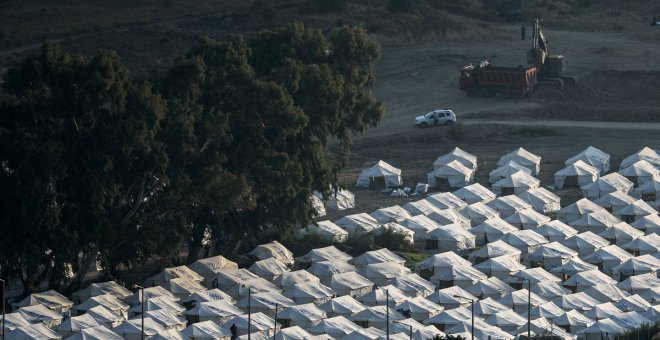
[
  {"x1": 620, "y1": 147, "x2": 660, "y2": 169},
  {"x1": 581, "y1": 173, "x2": 634, "y2": 199},
  {"x1": 370, "y1": 205, "x2": 412, "y2": 223},
  {"x1": 427, "y1": 160, "x2": 474, "y2": 188},
  {"x1": 424, "y1": 192, "x2": 468, "y2": 211},
  {"x1": 453, "y1": 183, "x2": 496, "y2": 204},
  {"x1": 297, "y1": 246, "x2": 352, "y2": 264},
  {"x1": 489, "y1": 161, "x2": 532, "y2": 184},
  {"x1": 491, "y1": 171, "x2": 540, "y2": 196},
  {"x1": 334, "y1": 213, "x2": 380, "y2": 234},
  {"x1": 496, "y1": 147, "x2": 542, "y2": 175},
  {"x1": 565, "y1": 146, "x2": 611, "y2": 174},
  {"x1": 356, "y1": 160, "x2": 402, "y2": 188},
  {"x1": 554, "y1": 160, "x2": 600, "y2": 189},
  {"x1": 433, "y1": 147, "x2": 478, "y2": 171},
  {"x1": 297, "y1": 221, "x2": 349, "y2": 242},
  {"x1": 351, "y1": 248, "x2": 406, "y2": 268},
  {"x1": 249, "y1": 241, "x2": 295, "y2": 266},
  {"x1": 515, "y1": 187, "x2": 561, "y2": 214},
  {"x1": 181, "y1": 320, "x2": 231, "y2": 340}
]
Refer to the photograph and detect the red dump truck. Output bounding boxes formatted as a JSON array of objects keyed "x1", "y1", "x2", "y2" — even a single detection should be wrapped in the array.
[{"x1": 459, "y1": 60, "x2": 537, "y2": 98}]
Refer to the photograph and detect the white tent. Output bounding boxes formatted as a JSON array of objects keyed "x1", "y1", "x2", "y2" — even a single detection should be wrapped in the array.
[
  {"x1": 424, "y1": 192, "x2": 468, "y2": 211},
  {"x1": 86, "y1": 305, "x2": 125, "y2": 328},
  {"x1": 562, "y1": 270, "x2": 617, "y2": 292},
  {"x1": 554, "y1": 310, "x2": 594, "y2": 333},
  {"x1": 73, "y1": 294, "x2": 129, "y2": 319},
  {"x1": 423, "y1": 225, "x2": 476, "y2": 253},
  {"x1": 485, "y1": 195, "x2": 532, "y2": 218},
  {"x1": 359, "y1": 286, "x2": 409, "y2": 307},
  {"x1": 561, "y1": 231, "x2": 610, "y2": 257},
  {"x1": 584, "y1": 302, "x2": 622, "y2": 320},
  {"x1": 308, "y1": 260, "x2": 356, "y2": 285},
  {"x1": 433, "y1": 147, "x2": 477, "y2": 171},
  {"x1": 415, "y1": 251, "x2": 472, "y2": 279},
  {"x1": 496, "y1": 147, "x2": 542, "y2": 176},
  {"x1": 143, "y1": 309, "x2": 187, "y2": 331},
  {"x1": 15, "y1": 290, "x2": 74, "y2": 314},
  {"x1": 581, "y1": 173, "x2": 634, "y2": 199},
  {"x1": 584, "y1": 244, "x2": 634, "y2": 274},
  {"x1": 504, "y1": 209, "x2": 551, "y2": 230},
  {"x1": 356, "y1": 160, "x2": 402, "y2": 188},
  {"x1": 310, "y1": 194, "x2": 326, "y2": 217},
  {"x1": 491, "y1": 171, "x2": 540, "y2": 196},
  {"x1": 113, "y1": 317, "x2": 165, "y2": 340},
  {"x1": 555, "y1": 198, "x2": 605, "y2": 223},
  {"x1": 516, "y1": 187, "x2": 561, "y2": 214},
  {"x1": 351, "y1": 248, "x2": 405, "y2": 268},
  {"x1": 373, "y1": 222, "x2": 415, "y2": 244},
  {"x1": 146, "y1": 266, "x2": 204, "y2": 287},
  {"x1": 622, "y1": 233, "x2": 660, "y2": 256},
  {"x1": 426, "y1": 286, "x2": 478, "y2": 310},
  {"x1": 306, "y1": 316, "x2": 361, "y2": 338},
  {"x1": 319, "y1": 295, "x2": 366, "y2": 318},
  {"x1": 460, "y1": 202, "x2": 499, "y2": 227},
  {"x1": 402, "y1": 200, "x2": 442, "y2": 216},
  {"x1": 554, "y1": 292, "x2": 602, "y2": 312},
  {"x1": 453, "y1": 183, "x2": 496, "y2": 204},
  {"x1": 221, "y1": 313, "x2": 279, "y2": 338},
  {"x1": 430, "y1": 265, "x2": 487, "y2": 289},
  {"x1": 474, "y1": 255, "x2": 526, "y2": 279},
  {"x1": 473, "y1": 297, "x2": 512, "y2": 318},
  {"x1": 6, "y1": 323, "x2": 62, "y2": 340},
  {"x1": 505, "y1": 267, "x2": 561, "y2": 286},
  {"x1": 620, "y1": 147, "x2": 660, "y2": 169},
  {"x1": 469, "y1": 218, "x2": 518, "y2": 246},
  {"x1": 489, "y1": 160, "x2": 532, "y2": 184},
  {"x1": 528, "y1": 242, "x2": 578, "y2": 270},
  {"x1": 0, "y1": 312, "x2": 31, "y2": 334},
  {"x1": 616, "y1": 199, "x2": 657, "y2": 223},
  {"x1": 325, "y1": 188, "x2": 356, "y2": 210},
  {"x1": 619, "y1": 160, "x2": 659, "y2": 186},
  {"x1": 618, "y1": 273, "x2": 660, "y2": 295},
  {"x1": 426, "y1": 209, "x2": 471, "y2": 229},
  {"x1": 630, "y1": 214, "x2": 660, "y2": 235},
  {"x1": 72, "y1": 281, "x2": 132, "y2": 304},
  {"x1": 535, "y1": 220, "x2": 578, "y2": 242},
  {"x1": 549, "y1": 258, "x2": 598, "y2": 279},
  {"x1": 497, "y1": 229, "x2": 548, "y2": 254},
  {"x1": 599, "y1": 222, "x2": 644, "y2": 246},
  {"x1": 249, "y1": 241, "x2": 295, "y2": 267},
  {"x1": 464, "y1": 277, "x2": 515, "y2": 300},
  {"x1": 183, "y1": 299, "x2": 244, "y2": 324},
  {"x1": 235, "y1": 292, "x2": 295, "y2": 318},
  {"x1": 391, "y1": 274, "x2": 435, "y2": 298},
  {"x1": 273, "y1": 326, "x2": 316, "y2": 340},
  {"x1": 370, "y1": 205, "x2": 412, "y2": 223},
  {"x1": 188, "y1": 256, "x2": 238, "y2": 288},
  {"x1": 469, "y1": 240, "x2": 522, "y2": 264},
  {"x1": 529, "y1": 301, "x2": 565, "y2": 321},
  {"x1": 17, "y1": 304, "x2": 63, "y2": 328},
  {"x1": 55, "y1": 314, "x2": 101, "y2": 337},
  {"x1": 594, "y1": 190, "x2": 637, "y2": 213},
  {"x1": 575, "y1": 318, "x2": 628, "y2": 339},
  {"x1": 531, "y1": 281, "x2": 571, "y2": 300},
  {"x1": 632, "y1": 178, "x2": 659, "y2": 201},
  {"x1": 497, "y1": 289, "x2": 547, "y2": 313},
  {"x1": 329, "y1": 271, "x2": 374, "y2": 298},
  {"x1": 274, "y1": 270, "x2": 319, "y2": 289},
  {"x1": 422, "y1": 306, "x2": 477, "y2": 330},
  {"x1": 334, "y1": 213, "x2": 380, "y2": 234},
  {"x1": 565, "y1": 146, "x2": 611, "y2": 174},
  {"x1": 160, "y1": 277, "x2": 206, "y2": 300},
  {"x1": 399, "y1": 215, "x2": 442, "y2": 242},
  {"x1": 395, "y1": 297, "x2": 444, "y2": 321},
  {"x1": 485, "y1": 309, "x2": 527, "y2": 333},
  {"x1": 615, "y1": 294, "x2": 652, "y2": 312},
  {"x1": 65, "y1": 325, "x2": 123, "y2": 340},
  {"x1": 249, "y1": 257, "x2": 291, "y2": 281},
  {"x1": 583, "y1": 284, "x2": 630, "y2": 303},
  {"x1": 359, "y1": 262, "x2": 411, "y2": 287},
  {"x1": 214, "y1": 269, "x2": 260, "y2": 292},
  {"x1": 613, "y1": 254, "x2": 660, "y2": 281},
  {"x1": 283, "y1": 281, "x2": 336, "y2": 305},
  {"x1": 276, "y1": 303, "x2": 326, "y2": 329},
  {"x1": 180, "y1": 320, "x2": 231, "y2": 340},
  {"x1": 554, "y1": 160, "x2": 600, "y2": 189},
  {"x1": 297, "y1": 246, "x2": 352, "y2": 266},
  {"x1": 426, "y1": 160, "x2": 474, "y2": 188},
  {"x1": 297, "y1": 221, "x2": 349, "y2": 243},
  {"x1": 569, "y1": 209, "x2": 622, "y2": 234}
]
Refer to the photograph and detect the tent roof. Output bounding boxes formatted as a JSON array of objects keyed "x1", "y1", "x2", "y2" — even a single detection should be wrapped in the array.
[
  {"x1": 424, "y1": 192, "x2": 468, "y2": 210},
  {"x1": 66, "y1": 325, "x2": 123, "y2": 340},
  {"x1": 334, "y1": 213, "x2": 380, "y2": 233},
  {"x1": 417, "y1": 251, "x2": 472, "y2": 271},
  {"x1": 319, "y1": 295, "x2": 366, "y2": 315},
  {"x1": 17, "y1": 304, "x2": 63, "y2": 323},
  {"x1": 308, "y1": 260, "x2": 356, "y2": 277},
  {"x1": 536, "y1": 220, "x2": 578, "y2": 238},
  {"x1": 370, "y1": 205, "x2": 412, "y2": 223},
  {"x1": 249, "y1": 257, "x2": 291, "y2": 278},
  {"x1": 453, "y1": 183, "x2": 496, "y2": 203},
  {"x1": 402, "y1": 200, "x2": 442, "y2": 216},
  {"x1": 555, "y1": 160, "x2": 600, "y2": 176},
  {"x1": 188, "y1": 255, "x2": 238, "y2": 275},
  {"x1": 563, "y1": 269, "x2": 617, "y2": 287},
  {"x1": 429, "y1": 160, "x2": 473, "y2": 177},
  {"x1": 486, "y1": 196, "x2": 532, "y2": 212},
  {"x1": 433, "y1": 147, "x2": 478, "y2": 169},
  {"x1": 236, "y1": 291, "x2": 295, "y2": 310},
  {"x1": 277, "y1": 303, "x2": 326, "y2": 323},
  {"x1": 470, "y1": 240, "x2": 522, "y2": 260},
  {"x1": 504, "y1": 209, "x2": 551, "y2": 226},
  {"x1": 497, "y1": 147, "x2": 542, "y2": 166},
  {"x1": 181, "y1": 320, "x2": 231, "y2": 339},
  {"x1": 283, "y1": 281, "x2": 336, "y2": 300},
  {"x1": 562, "y1": 231, "x2": 610, "y2": 249},
  {"x1": 298, "y1": 221, "x2": 349, "y2": 239},
  {"x1": 498, "y1": 230, "x2": 548, "y2": 247},
  {"x1": 396, "y1": 296, "x2": 444, "y2": 314},
  {"x1": 359, "y1": 160, "x2": 402, "y2": 177},
  {"x1": 549, "y1": 257, "x2": 598, "y2": 276},
  {"x1": 617, "y1": 199, "x2": 657, "y2": 216},
  {"x1": 249, "y1": 241, "x2": 295, "y2": 265},
  {"x1": 464, "y1": 276, "x2": 515, "y2": 298},
  {"x1": 330, "y1": 270, "x2": 374, "y2": 290},
  {"x1": 619, "y1": 160, "x2": 659, "y2": 176},
  {"x1": 73, "y1": 294, "x2": 129, "y2": 313},
  {"x1": 492, "y1": 171, "x2": 540, "y2": 188},
  {"x1": 306, "y1": 316, "x2": 362, "y2": 336},
  {"x1": 566, "y1": 146, "x2": 610, "y2": 167},
  {"x1": 274, "y1": 270, "x2": 320, "y2": 288},
  {"x1": 620, "y1": 147, "x2": 660, "y2": 169},
  {"x1": 554, "y1": 309, "x2": 594, "y2": 327},
  {"x1": 15, "y1": 289, "x2": 74, "y2": 310},
  {"x1": 581, "y1": 173, "x2": 634, "y2": 192},
  {"x1": 557, "y1": 198, "x2": 605, "y2": 216},
  {"x1": 184, "y1": 299, "x2": 243, "y2": 317},
  {"x1": 352, "y1": 248, "x2": 405, "y2": 267}
]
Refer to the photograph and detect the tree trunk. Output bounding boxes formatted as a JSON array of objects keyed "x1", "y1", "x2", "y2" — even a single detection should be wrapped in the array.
[
  {"x1": 186, "y1": 223, "x2": 204, "y2": 264},
  {"x1": 64, "y1": 244, "x2": 100, "y2": 294}
]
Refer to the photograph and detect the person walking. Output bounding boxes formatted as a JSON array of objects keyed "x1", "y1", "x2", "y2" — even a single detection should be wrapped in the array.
[
  {"x1": 230, "y1": 323, "x2": 238, "y2": 339},
  {"x1": 521, "y1": 24, "x2": 526, "y2": 40}
]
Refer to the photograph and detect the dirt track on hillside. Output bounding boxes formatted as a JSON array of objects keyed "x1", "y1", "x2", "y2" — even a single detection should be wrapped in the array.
[{"x1": 337, "y1": 23, "x2": 660, "y2": 215}]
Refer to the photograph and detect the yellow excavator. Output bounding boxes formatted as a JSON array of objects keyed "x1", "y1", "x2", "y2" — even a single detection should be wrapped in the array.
[{"x1": 527, "y1": 18, "x2": 576, "y2": 88}]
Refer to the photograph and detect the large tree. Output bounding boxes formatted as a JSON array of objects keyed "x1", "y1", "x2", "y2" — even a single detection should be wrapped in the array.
[
  {"x1": 0, "y1": 45, "x2": 174, "y2": 292},
  {"x1": 160, "y1": 22, "x2": 383, "y2": 259}
]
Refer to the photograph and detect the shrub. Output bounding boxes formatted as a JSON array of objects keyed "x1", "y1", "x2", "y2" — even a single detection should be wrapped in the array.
[
  {"x1": 341, "y1": 233, "x2": 375, "y2": 256},
  {"x1": 373, "y1": 227, "x2": 416, "y2": 252}
]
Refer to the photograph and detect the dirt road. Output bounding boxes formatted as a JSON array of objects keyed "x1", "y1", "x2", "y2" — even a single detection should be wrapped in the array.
[{"x1": 461, "y1": 119, "x2": 660, "y2": 131}]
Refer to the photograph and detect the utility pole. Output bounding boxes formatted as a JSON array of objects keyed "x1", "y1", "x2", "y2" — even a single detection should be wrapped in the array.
[
  {"x1": 386, "y1": 289, "x2": 390, "y2": 340},
  {"x1": 133, "y1": 285, "x2": 145, "y2": 340},
  {"x1": 247, "y1": 286, "x2": 252, "y2": 340},
  {"x1": 1, "y1": 279, "x2": 5, "y2": 340}
]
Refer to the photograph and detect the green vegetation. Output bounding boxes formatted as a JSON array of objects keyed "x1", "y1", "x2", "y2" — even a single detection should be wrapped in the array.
[{"x1": 0, "y1": 22, "x2": 384, "y2": 294}]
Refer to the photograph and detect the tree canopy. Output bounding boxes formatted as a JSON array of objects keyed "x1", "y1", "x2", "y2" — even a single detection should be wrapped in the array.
[{"x1": 0, "y1": 22, "x2": 383, "y2": 293}]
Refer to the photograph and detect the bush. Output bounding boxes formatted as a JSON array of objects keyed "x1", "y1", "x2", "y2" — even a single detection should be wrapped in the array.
[
  {"x1": 341, "y1": 233, "x2": 376, "y2": 256},
  {"x1": 316, "y1": 0, "x2": 347, "y2": 12},
  {"x1": 373, "y1": 228, "x2": 416, "y2": 252},
  {"x1": 387, "y1": 0, "x2": 414, "y2": 13}
]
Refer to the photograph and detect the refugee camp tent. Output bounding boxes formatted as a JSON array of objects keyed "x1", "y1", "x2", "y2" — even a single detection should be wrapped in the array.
[
  {"x1": 402, "y1": 200, "x2": 442, "y2": 216},
  {"x1": 372, "y1": 223, "x2": 414, "y2": 245},
  {"x1": 620, "y1": 147, "x2": 660, "y2": 169},
  {"x1": 556, "y1": 198, "x2": 605, "y2": 223},
  {"x1": 308, "y1": 260, "x2": 356, "y2": 285},
  {"x1": 616, "y1": 199, "x2": 657, "y2": 223},
  {"x1": 144, "y1": 309, "x2": 187, "y2": 331},
  {"x1": 306, "y1": 316, "x2": 362, "y2": 338},
  {"x1": 497, "y1": 289, "x2": 547, "y2": 313},
  {"x1": 497, "y1": 147, "x2": 542, "y2": 176},
  {"x1": 583, "y1": 284, "x2": 630, "y2": 303},
  {"x1": 427, "y1": 160, "x2": 474, "y2": 189},
  {"x1": 329, "y1": 271, "x2": 374, "y2": 298},
  {"x1": 127, "y1": 295, "x2": 186, "y2": 317},
  {"x1": 554, "y1": 292, "x2": 602, "y2": 313},
  {"x1": 236, "y1": 292, "x2": 295, "y2": 318},
  {"x1": 180, "y1": 321, "x2": 231, "y2": 340},
  {"x1": 426, "y1": 209, "x2": 471, "y2": 229},
  {"x1": 584, "y1": 302, "x2": 622, "y2": 320},
  {"x1": 275, "y1": 303, "x2": 326, "y2": 329},
  {"x1": 17, "y1": 304, "x2": 64, "y2": 328},
  {"x1": 221, "y1": 313, "x2": 279, "y2": 338},
  {"x1": 622, "y1": 233, "x2": 660, "y2": 256},
  {"x1": 274, "y1": 270, "x2": 320, "y2": 289},
  {"x1": 632, "y1": 178, "x2": 660, "y2": 201},
  {"x1": 160, "y1": 277, "x2": 206, "y2": 300},
  {"x1": 469, "y1": 239, "x2": 523, "y2": 264},
  {"x1": 188, "y1": 256, "x2": 239, "y2": 287},
  {"x1": 485, "y1": 196, "x2": 532, "y2": 218},
  {"x1": 594, "y1": 190, "x2": 637, "y2": 213},
  {"x1": 505, "y1": 267, "x2": 562, "y2": 287},
  {"x1": 0, "y1": 312, "x2": 31, "y2": 334},
  {"x1": 554, "y1": 160, "x2": 600, "y2": 189},
  {"x1": 370, "y1": 205, "x2": 412, "y2": 223},
  {"x1": 433, "y1": 147, "x2": 478, "y2": 171},
  {"x1": 415, "y1": 252, "x2": 472, "y2": 279},
  {"x1": 618, "y1": 273, "x2": 660, "y2": 295},
  {"x1": 426, "y1": 287, "x2": 478, "y2": 310},
  {"x1": 391, "y1": 274, "x2": 435, "y2": 298},
  {"x1": 334, "y1": 213, "x2": 380, "y2": 234},
  {"x1": 249, "y1": 258, "x2": 291, "y2": 281},
  {"x1": 86, "y1": 305, "x2": 125, "y2": 328},
  {"x1": 562, "y1": 270, "x2": 617, "y2": 293},
  {"x1": 146, "y1": 266, "x2": 204, "y2": 287},
  {"x1": 531, "y1": 281, "x2": 571, "y2": 300},
  {"x1": 584, "y1": 245, "x2": 634, "y2": 274},
  {"x1": 325, "y1": 189, "x2": 356, "y2": 210},
  {"x1": 472, "y1": 297, "x2": 512, "y2": 318},
  {"x1": 422, "y1": 224, "x2": 476, "y2": 252},
  {"x1": 65, "y1": 325, "x2": 123, "y2": 340},
  {"x1": 359, "y1": 262, "x2": 412, "y2": 287},
  {"x1": 283, "y1": 281, "x2": 336, "y2": 305},
  {"x1": 72, "y1": 281, "x2": 133, "y2": 305},
  {"x1": 425, "y1": 192, "x2": 468, "y2": 211},
  {"x1": 183, "y1": 299, "x2": 244, "y2": 324},
  {"x1": 489, "y1": 161, "x2": 532, "y2": 184},
  {"x1": 491, "y1": 171, "x2": 540, "y2": 196},
  {"x1": 535, "y1": 220, "x2": 578, "y2": 242},
  {"x1": 459, "y1": 202, "x2": 499, "y2": 227},
  {"x1": 400, "y1": 215, "x2": 442, "y2": 241},
  {"x1": 55, "y1": 314, "x2": 101, "y2": 337},
  {"x1": 422, "y1": 306, "x2": 478, "y2": 331},
  {"x1": 464, "y1": 277, "x2": 515, "y2": 300},
  {"x1": 497, "y1": 229, "x2": 548, "y2": 254},
  {"x1": 351, "y1": 248, "x2": 406, "y2": 268},
  {"x1": 113, "y1": 317, "x2": 165, "y2": 340},
  {"x1": 615, "y1": 294, "x2": 653, "y2": 313},
  {"x1": 474, "y1": 255, "x2": 526, "y2": 279},
  {"x1": 565, "y1": 146, "x2": 611, "y2": 174},
  {"x1": 528, "y1": 301, "x2": 565, "y2": 321},
  {"x1": 296, "y1": 221, "x2": 349, "y2": 243},
  {"x1": 569, "y1": 209, "x2": 622, "y2": 234},
  {"x1": 73, "y1": 294, "x2": 130, "y2": 319},
  {"x1": 516, "y1": 187, "x2": 561, "y2": 214},
  {"x1": 529, "y1": 242, "x2": 578, "y2": 270},
  {"x1": 469, "y1": 218, "x2": 518, "y2": 246},
  {"x1": 485, "y1": 309, "x2": 527, "y2": 333},
  {"x1": 561, "y1": 232, "x2": 610, "y2": 257},
  {"x1": 319, "y1": 295, "x2": 366, "y2": 318},
  {"x1": 630, "y1": 214, "x2": 660, "y2": 235},
  {"x1": 453, "y1": 183, "x2": 496, "y2": 204},
  {"x1": 7, "y1": 323, "x2": 63, "y2": 340},
  {"x1": 582, "y1": 173, "x2": 634, "y2": 199},
  {"x1": 15, "y1": 290, "x2": 74, "y2": 314},
  {"x1": 575, "y1": 319, "x2": 627, "y2": 339},
  {"x1": 613, "y1": 254, "x2": 660, "y2": 281},
  {"x1": 249, "y1": 241, "x2": 295, "y2": 267},
  {"x1": 429, "y1": 265, "x2": 487, "y2": 289},
  {"x1": 599, "y1": 222, "x2": 643, "y2": 246},
  {"x1": 395, "y1": 297, "x2": 444, "y2": 321},
  {"x1": 504, "y1": 209, "x2": 551, "y2": 230},
  {"x1": 554, "y1": 310, "x2": 594, "y2": 333},
  {"x1": 356, "y1": 161, "x2": 402, "y2": 188},
  {"x1": 619, "y1": 160, "x2": 659, "y2": 186}
]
